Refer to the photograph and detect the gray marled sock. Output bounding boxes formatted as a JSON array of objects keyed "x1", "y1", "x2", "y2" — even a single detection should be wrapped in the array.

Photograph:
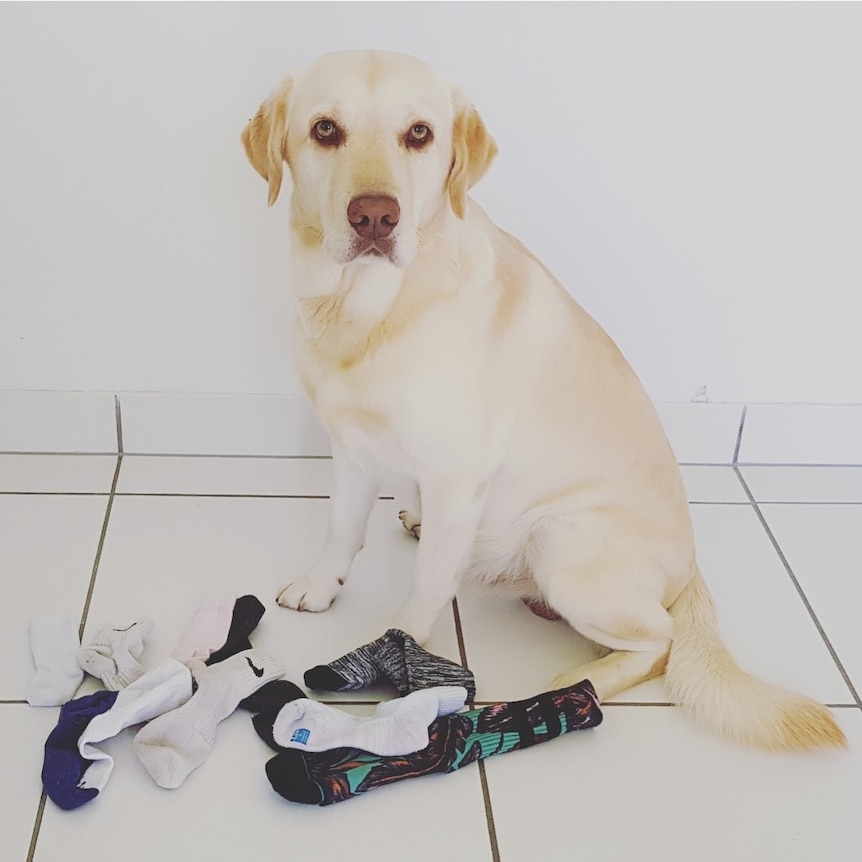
[{"x1": 304, "y1": 629, "x2": 475, "y2": 700}]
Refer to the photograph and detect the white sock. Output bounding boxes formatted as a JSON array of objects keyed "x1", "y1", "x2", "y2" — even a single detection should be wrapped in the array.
[
  {"x1": 77, "y1": 659, "x2": 193, "y2": 792},
  {"x1": 133, "y1": 649, "x2": 284, "y2": 789},
  {"x1": 27, "y1": 614, "x2": 84, "y2": 706},
  {"x1": 77, "y1": 617, "x2": 155, "y2": 690},
  {"x1": 272, "y1": 685, "x2": 468, "y2": 755}
]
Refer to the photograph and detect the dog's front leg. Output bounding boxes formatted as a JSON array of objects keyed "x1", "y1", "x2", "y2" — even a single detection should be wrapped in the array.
[
  {"x1": 276, "y1": 443, "x2": 378, "y2": 612},
  {"x1": 391, "y1": 475, "x2": 485, "y2": 644}
]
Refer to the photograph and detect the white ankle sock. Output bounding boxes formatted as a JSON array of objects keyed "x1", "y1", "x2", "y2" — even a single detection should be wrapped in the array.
[
  {"x1": 272, "y1": 685, "x2": 468, "y2": 755},
  {"x1": 77, "y1": 617, "x2": 155, "y2": 690},
  {"x1": 27, "y1": 614, "x2": 84, "y2": 706},
  {"x1": 134, "y1": 649, "x2": 284, "y2": 788},
  {"x1": 77, "y1": 659, "x2": 193, "y2": 792}
]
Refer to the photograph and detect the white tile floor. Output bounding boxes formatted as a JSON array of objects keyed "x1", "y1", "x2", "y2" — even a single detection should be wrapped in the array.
[{"x1": 3, "y1": 449, "x2": 862, "y2": 862}]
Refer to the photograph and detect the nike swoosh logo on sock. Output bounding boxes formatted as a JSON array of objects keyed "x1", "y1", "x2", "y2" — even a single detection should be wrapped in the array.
[{"x1": 246, "y1": 657, "x2": 264, "y2": 678}]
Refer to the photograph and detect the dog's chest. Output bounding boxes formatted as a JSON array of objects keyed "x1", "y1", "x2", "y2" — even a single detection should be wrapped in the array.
[
  {"x1": 306, "y1": 365, "x2": 420, "y2": 476},
  {"x1": 297, "y1": 320, "x2": 487, "y2": 479}
]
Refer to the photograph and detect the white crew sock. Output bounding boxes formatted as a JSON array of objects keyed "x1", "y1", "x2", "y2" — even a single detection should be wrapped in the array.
[
  {"x1": 77, "y1": 617, "x2": 155, "y2": 690},
  {"x1": 272, "y1": 685, "x2": 468, "y2": 755},
  {"x1": 77, "y1": 659, "x2": 193, "y2": 792},
  {"x1": 134, "y1": 649, "x2": 284, "y2": 788},
  {"x1": 27, "y1": 614, "x2": 84, "y2": 706}
]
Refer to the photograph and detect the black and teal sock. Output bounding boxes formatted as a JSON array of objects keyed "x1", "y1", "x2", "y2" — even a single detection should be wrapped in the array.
[
  {"x1": 265, "y1": 678, "x2": 602, "y2": 805},
  {"x1": 304, "y1": 628, "x2": 475, "y2": 699},
  {"x1": 206, "y1": 595, "x2": 265, "y2": 665}
]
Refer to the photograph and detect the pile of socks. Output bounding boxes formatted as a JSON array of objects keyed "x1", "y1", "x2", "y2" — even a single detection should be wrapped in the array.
[
  {"x1": 32, "y1": 603, "x2": 603, "y2": 810},
  {"x1": 36, "y1": 595, "x2": 285, "y2": 809},
  {"x1": 256, "y1": 629, "x2": 602, "y2": 805}
]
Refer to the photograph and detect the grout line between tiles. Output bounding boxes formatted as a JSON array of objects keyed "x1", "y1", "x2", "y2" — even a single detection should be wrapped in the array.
[
  {"x1": 113, "y1": 493, "x2": 394, "y2": 500},
  {"x1": 0, "y1": 491, "x2": 110, "y2": 497},
  {"x1": 451, "y1": 597, "x2": 502, "y2": 862},
  {"x1": 477, "y1": 762, "x2": 502, "y2": 862},
  {"x1": 25, "y1": 793, "x2": 48, "y2": 862},
  {"x1": 116, "y1": 492, "x2": 336, "y2": 499},
  {"x1": 734, "y1": 501, "x2": 862, "y2": 506},
  {"x1": 77, "y1": 454, "x2": 123, "y2": 640},
  {"x1": 0, "y1": 450, "x2": 117, "y2": 457},
  {"x1": 123, "y1": 452, "x2": 334, "y2": 460},
  {"x1": 732, "y1": 404, "x2": 747, "y2": 464},
  {"x1": 736, "y1": 462, "x2": 862, "y2": 469},
  {"x1": 734, "y1": 466, "x2": 862, "y2": 709},
  {"x1": 114, "y1": 394, "x2": 123, "y2": 454}
]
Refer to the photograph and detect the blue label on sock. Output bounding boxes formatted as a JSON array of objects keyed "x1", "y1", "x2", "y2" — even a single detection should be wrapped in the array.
[{"x1": 291, "y1": 728, "x2": 311, "y2": 745}]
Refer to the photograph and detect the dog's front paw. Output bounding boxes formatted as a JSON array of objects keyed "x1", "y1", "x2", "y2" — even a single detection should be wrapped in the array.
[
  {"x1": 398, "y1": 510, "x2": 421, "y2": 539},
  {"x1": 276, "y1": 577, "x2": 340, "y2": 612}
]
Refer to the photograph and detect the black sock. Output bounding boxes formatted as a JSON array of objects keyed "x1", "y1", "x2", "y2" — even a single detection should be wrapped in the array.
[
  {"x1": 247, "y1": 680, "x2": 307, "y2": 750},
  {"x1": 238, "y1": 678, "x2": 305, "y2": 716},
  {"x1": 206, "y1": 595, "x2": 265, "y2": 665}
]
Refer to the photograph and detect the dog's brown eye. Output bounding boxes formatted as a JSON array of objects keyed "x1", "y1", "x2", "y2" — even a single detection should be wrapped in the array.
[
  {"x1": 405, "y1": 123, "x2": 432, "y2": 149},
  {"x1": 312, "y1": 119, "x2": 341, "y2": 146}
]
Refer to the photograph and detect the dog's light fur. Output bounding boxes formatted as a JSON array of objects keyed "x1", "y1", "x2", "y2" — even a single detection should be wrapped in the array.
[{"x1": 243, "y1": 49, "x2": 844, "y2": 752}]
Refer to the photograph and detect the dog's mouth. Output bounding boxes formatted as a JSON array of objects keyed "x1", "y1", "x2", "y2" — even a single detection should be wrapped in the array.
[{"x1": 348, "y1": 237, "x2": 397, "y2": 264}]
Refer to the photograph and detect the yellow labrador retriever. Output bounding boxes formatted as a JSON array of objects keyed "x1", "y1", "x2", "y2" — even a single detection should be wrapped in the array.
[{"x1": 243, "y1": 49, "x2": 843, "y2": 751}]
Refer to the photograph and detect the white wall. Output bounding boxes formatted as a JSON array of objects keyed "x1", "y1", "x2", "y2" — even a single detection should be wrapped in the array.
[{"x1": 1, "y1": 2, "x2": 860, "y2": 403}]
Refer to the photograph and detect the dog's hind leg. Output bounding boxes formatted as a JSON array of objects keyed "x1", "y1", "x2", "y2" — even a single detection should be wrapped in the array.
[
  {"x1": 552, "y1": 647, "x2": 669, "y2": 701},
  {"x1": 532, "y1": 537, "x2": 675, "y2": 701}
]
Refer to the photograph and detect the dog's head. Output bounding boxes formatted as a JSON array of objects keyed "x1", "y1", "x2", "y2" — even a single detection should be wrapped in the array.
[{"x1": 242, "y1": 50, "x2": 497, "y2": 268}]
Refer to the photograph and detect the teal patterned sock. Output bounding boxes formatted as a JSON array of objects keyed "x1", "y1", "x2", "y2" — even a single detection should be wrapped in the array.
[{"x1": 265, "y1": 678, "x2": 602, "y2": 805}]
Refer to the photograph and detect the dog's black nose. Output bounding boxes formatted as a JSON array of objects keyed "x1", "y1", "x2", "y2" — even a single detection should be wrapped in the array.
[{"x1": 347, "y1": 195, "x2": 400, "y2": 239}]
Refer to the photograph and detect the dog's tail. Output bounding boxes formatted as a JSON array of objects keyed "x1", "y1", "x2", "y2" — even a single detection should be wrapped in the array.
[{"x1": 665, "y1": 568, "x2": 846, "y2": 752}]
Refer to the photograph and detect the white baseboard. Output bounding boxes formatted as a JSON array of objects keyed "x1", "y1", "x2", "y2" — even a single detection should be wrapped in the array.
[{"x1": 1, "y1": 391, "x2": 860, "y2": 465}]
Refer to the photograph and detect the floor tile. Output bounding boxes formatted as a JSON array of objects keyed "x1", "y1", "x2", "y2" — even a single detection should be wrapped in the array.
[
  {"x1": 0, "y1": 704, "x2": 59, "y2": 862},
  {"x1": 0, "y1": 454, "x2": 117, "y2": 493},
  {"x1": 1, "y1": 494, "x2": 108, "y2": 699},
  {"x1": 655, "y1": 402, "x2": 743, "y2": 464},
  {"x1": 739, "y1": 404, "x2": 862, "y2": 465},
  {"x1": 119, "y1": 393, "x2": 330, "y2": 456},
  {"x1": 758, "y1": 503, "x2": 862, "y2": 697},
  {"x1": 33, "y1": 703, "x2": 493, "y2": 862},
  {"x1": 679, "y1": 464, "x2": 748, "y2": 503},
  {"x1": 116, "y1": 455, "x2": 333, "y2": 496},
  {"x1": 82, "y1": 495, "x2": 460, "y2": 703},
  {"x1": 457, "y1": 503, "x2": 852, "y2": 705},
  {"x1": 739, "y1": 465, "x2": 862, "y2": 504},
  {"x1": 486, "y1": 704, "x2": 861, "y2": 862},
  {"x1": 0, "y1": 391, "x2": 118, "y2": 454}
]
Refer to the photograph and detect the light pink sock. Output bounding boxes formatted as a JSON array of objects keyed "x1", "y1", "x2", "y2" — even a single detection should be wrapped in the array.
[{"x1": 171, "y1": 595, "x2": 236, "y2": 664}]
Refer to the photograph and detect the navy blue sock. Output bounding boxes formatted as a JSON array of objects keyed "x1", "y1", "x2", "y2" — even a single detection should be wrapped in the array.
[{"x1": 42, "y1": 690, "x2": 118, "y2": 810}]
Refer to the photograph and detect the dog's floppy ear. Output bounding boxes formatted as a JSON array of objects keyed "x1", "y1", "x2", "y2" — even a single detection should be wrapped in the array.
[
  {"x1": 242, "y1": 77, "x2": 293, "y2": 207},
  {"x1": 448, "y1": 90, "x2": 497, "y2": 220}
]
